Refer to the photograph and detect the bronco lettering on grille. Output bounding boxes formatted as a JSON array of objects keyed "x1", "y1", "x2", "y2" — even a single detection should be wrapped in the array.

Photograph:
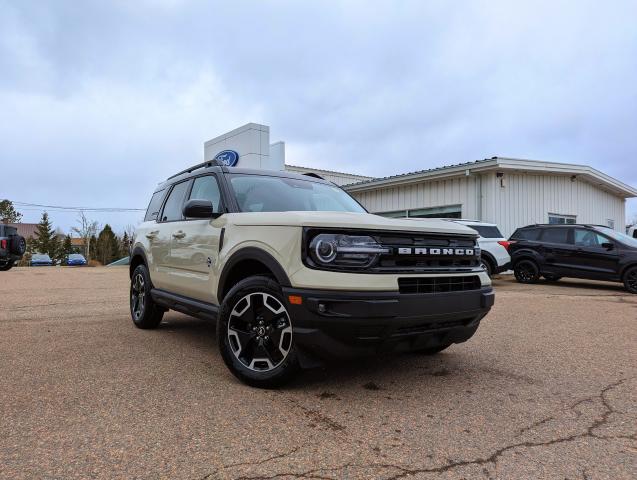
[{"x1": 397, "y1": 247, "x2": 475, "y2": 255}]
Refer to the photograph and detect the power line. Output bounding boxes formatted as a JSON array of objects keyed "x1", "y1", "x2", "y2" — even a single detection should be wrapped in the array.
[{"x1": 11, "y1": 201, "x2": 145, "y2": 212}]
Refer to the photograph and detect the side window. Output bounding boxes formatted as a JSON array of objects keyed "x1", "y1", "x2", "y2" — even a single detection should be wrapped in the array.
[
  {"x1": 144, "y1": 189, "x2": 165, "y2": 221},
  {"x1": 512, "y1": 228, "x2": 540, "y2": 241},
  {"x1": 160, "y1": 181, "x2": 190, "y2": 222},
  {"x1": 540, "y1": 228, "x2": 570, "y2": 244},
  {"x1": 574, "y1": 229, "x2": 608, "y2": 247},
  {"x1": 189, "y1": 176, "x2": 222, "y2": 213}
]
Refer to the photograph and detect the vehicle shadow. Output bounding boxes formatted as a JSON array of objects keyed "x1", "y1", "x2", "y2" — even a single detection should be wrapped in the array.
[{"x1": 155, "y1": 311, "x2": 471, "y2": 390}]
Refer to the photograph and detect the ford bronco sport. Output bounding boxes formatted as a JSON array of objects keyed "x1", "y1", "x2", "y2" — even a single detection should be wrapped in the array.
[
  {"x1": 130, "y1": 161, "x2": 494, "y2": 387},
  {"x1": 0, "y1": 224, "x2": 26, "y2": 271}
]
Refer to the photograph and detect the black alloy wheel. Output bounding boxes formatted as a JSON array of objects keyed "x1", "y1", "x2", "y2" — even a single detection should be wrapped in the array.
[
  {"x1": 624, "y1": 266, "x2": 637, "y2": 294},
  {"x1": 129, "y1": 264, "x2": 164, "y2": 329},
  {"x1": 218, "y1": 276, "x2": 299, "y2": 388},
  {"x1": 514, "y1": 260, "x2": 540, "y2": 284}
]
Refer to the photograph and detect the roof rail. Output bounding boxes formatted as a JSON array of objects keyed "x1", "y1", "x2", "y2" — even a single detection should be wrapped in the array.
[
  {"x1": 167, "y1": 160, "x2": 224, "y2": 180},
  {"x1": 302, "y1": 172, "x2": 325, "y2": 180}
]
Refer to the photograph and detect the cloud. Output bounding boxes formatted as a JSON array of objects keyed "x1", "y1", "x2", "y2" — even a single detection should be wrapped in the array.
[{"x1": 1, "y1": 0, "x2": 636, "y2": 230}]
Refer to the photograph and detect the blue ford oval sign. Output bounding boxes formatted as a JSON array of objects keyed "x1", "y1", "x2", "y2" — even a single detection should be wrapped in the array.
[{"x1": 214, "y1": 150, "x2": 239, "y2": 167}]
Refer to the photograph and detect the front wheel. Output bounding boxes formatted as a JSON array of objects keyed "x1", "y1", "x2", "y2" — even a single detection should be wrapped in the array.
[
  {"x1": 130, "y1": 264, "x2": 164, "y2": 329},
  {"x1": 514, "y1": 259, "x2": 540, "y2": 284},
  {"x1": 218, "y1": 276, "x2": 299, "y2": 388},
  {"x1": 623, "y1": 266, "x2": 637, "y2": 294}
]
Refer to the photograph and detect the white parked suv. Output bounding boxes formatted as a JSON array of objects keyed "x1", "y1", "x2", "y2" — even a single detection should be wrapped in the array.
[
  {"x1": 130, "y1": 161, "x2": 494, "y2": 387},
  {"x1": 449, "y1": 220, "x2": 511, "y2": 276}
]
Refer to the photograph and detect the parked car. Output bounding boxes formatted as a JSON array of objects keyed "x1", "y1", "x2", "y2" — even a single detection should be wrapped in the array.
[
  {"x1": 509, "y1": 224, "x2": 637, "y2": 293},
  {"x1": 446, "y1": 220, "x2": 511, "y2": 276},
  {"x1": 129, "y1": 160, "x2": 494, "y2": 388},
  {"x1": 66, "y1": 253, "x2": 87, "y2": 266},
  {"x1": 0, "y1": 224, "x2": 26, "y2": 271},
  {"x1": 30, "y1": 254, "x2": 53, "y2": 266}
]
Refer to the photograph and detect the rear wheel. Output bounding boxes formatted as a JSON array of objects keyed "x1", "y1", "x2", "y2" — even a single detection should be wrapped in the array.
[
  {"x1": 218, "y1": 276, "x2": 299, "y2": 388},
  {"x1": 480, "y1": 258, "x2": 493, "y2": 277},
  {"x1": 514, "y1": 259, "x2": 540, "y2": 284},
  {"x1": 0, "y1": 261, "x2": 14, "y2": 271},
  {"x1": 130, "y1": 264, "x2": 164, "y2": 329},
  {"x1": 623, "y1": 266, "x2": 637, "y2": 294}
]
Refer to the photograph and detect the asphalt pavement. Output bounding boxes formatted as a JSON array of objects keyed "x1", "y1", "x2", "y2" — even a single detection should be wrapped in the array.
[{"x1": 1, "y1": 267, "x2": 635, "y2": 479}]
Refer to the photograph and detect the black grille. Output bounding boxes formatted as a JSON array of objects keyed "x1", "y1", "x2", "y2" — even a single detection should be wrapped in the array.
[
  {"x1": 398, "y1": 276, "x2": 481, "y2": 294},
  {"x1": 373, "y1": 233, "x2": 480, "y2": 273}
]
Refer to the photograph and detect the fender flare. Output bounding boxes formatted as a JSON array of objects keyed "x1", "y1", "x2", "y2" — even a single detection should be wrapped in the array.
[
  {"x1": 129, "y1": 246, "x2": 149, "y2": 278},
  {"x1": 217, "y1": 247, "x2": 291, "y2": 300}
]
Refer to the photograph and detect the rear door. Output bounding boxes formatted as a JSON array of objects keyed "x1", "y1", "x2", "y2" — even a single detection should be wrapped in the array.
[
  {"x1": 153, "y1": 179, "x2": 192, "y2": 290},
  {"x1": 538, "y1": 227, "x2": 573, "y2": 274},
  {"x1": 168, "y1": 174, "x2": 224, "y2": 301},
  {"x1": 570, "y1": 228, "x2": 620, "y2": 276}
]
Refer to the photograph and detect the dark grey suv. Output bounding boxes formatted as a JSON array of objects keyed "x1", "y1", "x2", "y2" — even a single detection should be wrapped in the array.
[{"x1": 0, "y1": 225, "x2": 26, "y2": 271}]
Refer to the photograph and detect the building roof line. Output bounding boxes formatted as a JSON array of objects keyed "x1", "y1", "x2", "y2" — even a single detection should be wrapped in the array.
[{"x1": 344, "y1": 157, "x2": 637, "y2": 198}]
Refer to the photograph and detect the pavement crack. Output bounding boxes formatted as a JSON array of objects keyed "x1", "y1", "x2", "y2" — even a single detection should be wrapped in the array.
[{"x1": 199, "y1": 446, "x2": 302, "y2": 479}]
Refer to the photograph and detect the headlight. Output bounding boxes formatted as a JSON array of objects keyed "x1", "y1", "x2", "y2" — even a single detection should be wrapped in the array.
[{"x1": 308, "y1": 233, "x2": 390, "y2": 269}]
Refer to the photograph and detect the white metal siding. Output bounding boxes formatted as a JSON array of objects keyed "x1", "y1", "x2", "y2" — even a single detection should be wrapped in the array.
[{"x1": 350, "y1": 172, "x2": 626, "y2": 237}]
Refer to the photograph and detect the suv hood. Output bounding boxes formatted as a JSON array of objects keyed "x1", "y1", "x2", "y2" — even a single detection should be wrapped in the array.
[{"x1": 227, "y1": 211, "x2": 476, "y2": 236}]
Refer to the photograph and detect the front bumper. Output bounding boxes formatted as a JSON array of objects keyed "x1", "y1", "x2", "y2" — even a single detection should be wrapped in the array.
[{"x1": 282, "y1": 286, "x2": 494, "y2": 360}]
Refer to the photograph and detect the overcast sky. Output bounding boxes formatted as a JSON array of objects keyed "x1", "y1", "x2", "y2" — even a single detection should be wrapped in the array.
[{"x1": 1, "y1": 0, "x2": 636, "y2": 233}]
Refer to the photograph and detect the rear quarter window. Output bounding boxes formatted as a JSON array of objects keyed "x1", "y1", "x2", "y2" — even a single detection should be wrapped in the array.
[
  {"x1": 471, "y1": 225, "x2": 503, "y2": 238},
  {"x1": 144, "y1": 189, "x2": 166, "y2": 221},
  {"x1": 511, "y1": 228, "x2": 541, "y2": 241}
]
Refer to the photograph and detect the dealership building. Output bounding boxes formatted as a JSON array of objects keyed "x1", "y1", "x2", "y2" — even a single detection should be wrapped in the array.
[{"x1": 204, "y1": 123, "x2": 637, "y2": 237}]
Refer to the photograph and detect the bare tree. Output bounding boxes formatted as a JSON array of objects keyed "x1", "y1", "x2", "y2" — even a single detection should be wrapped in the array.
[{"x1": 72, "y1": 211, "x2": 98, "y2": 260}]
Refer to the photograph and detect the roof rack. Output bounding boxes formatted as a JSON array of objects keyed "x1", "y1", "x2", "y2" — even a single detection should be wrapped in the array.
[{"x1": 167, "y1": 159, "x2": 225, "y2": 180}]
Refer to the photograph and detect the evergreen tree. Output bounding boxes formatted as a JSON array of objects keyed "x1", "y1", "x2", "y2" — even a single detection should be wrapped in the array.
[
  {"x1": 96, "y1": 224, "x2": 119, "y2": 265},
  {"x1": 120, "y1": 232, "x2": 130, "y2": 257},
  {"x1": 34, "y1": 212, "x2": 55, "y2": 255},
  {"x1": 88, "y1": 235, "x2": 97, "y2": 261},
  {"x1": 60, "y1": 235, "x2": 73, "y2": 264},
  {"x1": 0, "y1": 199, "x2": 22, "y2": 223}
]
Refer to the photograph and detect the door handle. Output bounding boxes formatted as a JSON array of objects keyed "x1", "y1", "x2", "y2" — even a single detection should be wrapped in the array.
[
  {"x1": 145, "y1": 230, "x2": 159, "y2": 239},
  {"x1": 172, "y1": 231, "x2": 186, "y2": 239}
]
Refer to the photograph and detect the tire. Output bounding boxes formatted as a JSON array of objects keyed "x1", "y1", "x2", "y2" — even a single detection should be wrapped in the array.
[
  {"x1": 217, "y1": 276, "x2": 299, "y2": 388},
  {"x1": 0, "y1": 261, "x2": 14, "y2": 271},
  {"x1": 130, "y1": 264, "x2": 164, "y2": 329},
  {"x1": 514, "y1": 259, "x2": 540, "y2": 284},
  {"x1": 543, "y1": 274, "x2": 562, "y2": 282},
  {"x1": 623, "y1": 266, "x2": 637, "y2": 294},
  {"x1": 414, "y1": 343, "x2": 452, "y2": 355},
  {"x1": 480, "y1": 258, "x2": 493, "y2": 277},
  {"x1": 10, "y1": 235, "x2": 26, "y2": 256}
]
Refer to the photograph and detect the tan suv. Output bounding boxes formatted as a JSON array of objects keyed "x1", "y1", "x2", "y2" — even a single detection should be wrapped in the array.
[{"x1": 130, "y1": 161, "x2": 494, "y2": 387}]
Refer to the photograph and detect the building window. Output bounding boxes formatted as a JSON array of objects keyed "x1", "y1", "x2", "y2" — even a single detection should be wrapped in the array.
[
  {"x1": 548, "y1": 213, "x2": 576, "y2": 225},
  {"x1": 607, "y1": 219, "x2": 615, "y2": 229},
  {"x1": 376, "y1": 204, "x2": 462, "y2": 219}
]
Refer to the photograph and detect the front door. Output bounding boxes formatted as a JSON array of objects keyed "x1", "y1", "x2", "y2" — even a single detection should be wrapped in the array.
[
  {"x1": 570, "y1": 228, "x2": 620, "y2": 277},
  {"x1": 168, "y1": 175, "x2": 224, "y2": 301}
]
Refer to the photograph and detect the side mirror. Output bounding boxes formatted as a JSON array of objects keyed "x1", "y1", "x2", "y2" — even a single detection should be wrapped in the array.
[
  {"x1": 183, "y1": 199, "x2": 219, "y2": 218},
  {"x1": 601, "y1": 242, "x2": 614, "y2": 250}
]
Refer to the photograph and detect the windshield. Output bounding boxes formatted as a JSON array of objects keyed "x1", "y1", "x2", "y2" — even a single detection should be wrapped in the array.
[
  {"x1": 32, "y1": 254, "x2": 50, "y2": 261},
  {"x1": 68, "y1": 254, "x2": 84, "y2": 260},
  {"x1": 598, "y1": 227, "x2": 637, "y2": 247},
  {"x1": 229, "y1": 175, "x2": 366, "y2": 213}
]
